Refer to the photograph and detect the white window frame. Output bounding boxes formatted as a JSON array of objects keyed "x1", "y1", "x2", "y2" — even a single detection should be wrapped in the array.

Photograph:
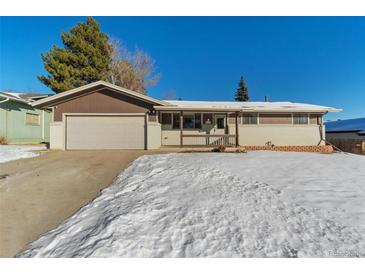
[
  {"x1": 25, "y1": 112, "x2": 41, "y2": 126},
  {"x1": 293, "y1": 113, "x2": 309, "y2": 125}
]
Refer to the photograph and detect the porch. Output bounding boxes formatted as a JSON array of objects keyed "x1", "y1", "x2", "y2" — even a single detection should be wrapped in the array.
[{"x1": 159, "y1": 111, "x2": 240, "y2": 147}]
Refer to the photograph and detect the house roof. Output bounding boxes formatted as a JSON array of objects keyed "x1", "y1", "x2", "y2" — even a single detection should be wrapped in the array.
[
  {"x1": 29, "y1": 81, "x2": 341, "y2": 113},
  {"x1": 156, "y1": 100, "x2": 341, "y2": 113},
  {"x1": 31, "y1": 81, "x2": 169, "y2": 108},
  {"x1": 325, "y1": 117, "x2": 365, "y2": 135}
]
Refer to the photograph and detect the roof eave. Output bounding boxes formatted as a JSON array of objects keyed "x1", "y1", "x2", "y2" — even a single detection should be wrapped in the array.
[
  {"x1": 154, "y1": 106, "x2": 342, "y2": 113},
  {"x1": 31, "y1": 81, "x2": 169, "y2": 108}
]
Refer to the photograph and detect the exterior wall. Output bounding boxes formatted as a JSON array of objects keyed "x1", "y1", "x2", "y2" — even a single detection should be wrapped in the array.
[
  {"x1": 53, "y1": 88, "x2": 153, "y2": 121},
  {"x1": 49, "y1": 122, "x2": 64, "y2": 149},
  {"x1": 238, "y1": 125, "x2": 322, "y2": 146},
  {"x1": 147, "y1": 122, "x2": 162, "y2": 149},
  {"x1": 160, "y1": 111, "x2": 324, "y2": 146},
  {"x1": 326, "y1": 132, "x2": 365, "y2": 140},
  {"x1": 0, "y1": 100, "x2": 51, "y2": 144},
  {"x1": 259, "y1": 113, "x2": 292, "y2": 124}
]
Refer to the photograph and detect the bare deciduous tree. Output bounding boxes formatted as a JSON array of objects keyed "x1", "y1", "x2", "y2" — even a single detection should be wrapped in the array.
[
  {"x1": 162, "y1": 89, "x2": 178, "y2": 100},
  {"x1": 108, "y1": 39, "x2": 160, "y2": 94}
]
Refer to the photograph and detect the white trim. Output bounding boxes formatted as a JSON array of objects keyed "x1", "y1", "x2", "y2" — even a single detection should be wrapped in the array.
[{"x1": 41, "y1": 110, "x2": 45, "y2": 140}]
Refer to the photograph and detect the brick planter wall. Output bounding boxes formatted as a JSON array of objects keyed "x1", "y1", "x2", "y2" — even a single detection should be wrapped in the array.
[{"x1": 240, "y1": 145, "x2": 334, "y2": 153}]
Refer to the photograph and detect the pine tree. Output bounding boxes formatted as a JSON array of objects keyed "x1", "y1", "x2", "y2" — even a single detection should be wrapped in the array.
[
  {"x1": 38, "y1": 17, "x2": 112, "y2": 93},
  {"x1": 234, "y1": 76, "x2": 249, "y2": 101}
]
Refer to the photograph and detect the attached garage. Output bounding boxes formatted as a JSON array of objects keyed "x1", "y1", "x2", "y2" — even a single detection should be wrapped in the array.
[
  {"x1": 32, "y1": 81, "x2": 165, "y2": 150},
  {"x1": 65, "y1": 114, "x2": 146, "y2": 150}
]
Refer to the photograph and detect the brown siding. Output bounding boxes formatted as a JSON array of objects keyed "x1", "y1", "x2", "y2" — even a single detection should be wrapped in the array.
[
  {"x1": 259, "y1": 113, "x2": 292, "y2": 124},
  {"x1": 53, "y1": 89, "x2": 153, "y2": 121},
  {"x1": 310, "y1": 114, "x2": 322, "y2": 125}
]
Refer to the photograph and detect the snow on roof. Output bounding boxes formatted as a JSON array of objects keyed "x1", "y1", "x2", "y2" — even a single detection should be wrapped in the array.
[
  {"x1": 160, "y1": 100, "x2": 341, "y2": 112},
  {"x1": 325, "y1": 117, "x2": 365, "y2": 134},
  {"x1": 0, "y1": 92, "x2": 28, "y2": 103},
  {"x1": 0, "y1": 91, "x2": 51, "y2": 103}
]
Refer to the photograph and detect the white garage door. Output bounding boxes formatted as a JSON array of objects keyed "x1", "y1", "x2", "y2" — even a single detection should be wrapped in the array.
[{"x1": 66, "y1": 115, "x2": 145, "y2": 150}]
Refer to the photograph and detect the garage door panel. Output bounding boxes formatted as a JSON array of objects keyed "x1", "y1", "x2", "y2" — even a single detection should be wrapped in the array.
[{"x1": 66, "y1": 116, "x2": 145, "y2": 150}]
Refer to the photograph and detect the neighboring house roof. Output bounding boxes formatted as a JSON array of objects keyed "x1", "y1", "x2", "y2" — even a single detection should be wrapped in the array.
[
  {"x1": 0, "y1": 92, "x2": 28, "y2": 104},
  {"x1": 0, "y1": 92, "x2": 51, "y2": 104},
  {"x1": 157, "y1": 100, "x2": 341, "y2": 113},
  {"x1": 325, "y1": 117, "x2": 365, "y2": 135},
  {"x1": 31, "y1": 81, "x2": 169, "y2": 108},
  {"x1": 18, "y1": 93, "x2": 52, "y2": 101}
]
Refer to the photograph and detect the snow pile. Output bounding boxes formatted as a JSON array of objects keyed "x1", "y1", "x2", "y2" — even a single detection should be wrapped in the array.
[
  {"x1": 17, "y1": 152, "x2": 365, "y2": 257},
  {"x1": 0, "y1": 145, "x2": 45, "y2": 163}
]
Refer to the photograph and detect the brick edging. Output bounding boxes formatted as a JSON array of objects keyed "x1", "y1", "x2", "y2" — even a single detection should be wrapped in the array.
[{"x1": 240, "y1": 145, "x2": 334, "y2": 153}]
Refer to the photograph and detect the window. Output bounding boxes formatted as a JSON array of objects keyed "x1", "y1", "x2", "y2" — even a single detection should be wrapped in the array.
[
  {"x1": 161, "y1": 113, "x2": 171, "y2": 125},
  {"x1": 293, "y1": 113, "x2": 308, "y2": 125},
  {"x1": 216, "y1": 117, "x2": 225, "y2": 129},
  {"x1": 203, "y1": 113, "x2": 213, "y2": 125},
  {"x1": 183, "y1": 113, "x2": 202, "y2": 129},
  {"x1": 172, "y1": 113, "x2": 180, "y2": 129},
  {"x1": 194, "y1": 113, "x2": 202, "y2": 128},
  {"x1": 26, "y1": 113, "x2": 40, "y2": 125},
  {"x1": 242, "y1": 113, "x2": 258, "y2": 124}
]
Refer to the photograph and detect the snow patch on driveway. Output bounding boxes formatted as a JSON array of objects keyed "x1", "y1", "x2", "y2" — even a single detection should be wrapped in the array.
[
  {"x1": 17, "y1": 152, "x2": 365, "y2": 257},
  {"x1": 0, "y1": 145, "x2": 45, "y2": 163}
]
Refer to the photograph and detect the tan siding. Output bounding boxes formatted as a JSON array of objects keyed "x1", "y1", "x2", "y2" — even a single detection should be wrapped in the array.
[
  {"x1": 259, "y1": 113, "x2": 292, "y2": 124},
  {"x1": 54, "y1": 88, "x2": 152, "y2": 121}
]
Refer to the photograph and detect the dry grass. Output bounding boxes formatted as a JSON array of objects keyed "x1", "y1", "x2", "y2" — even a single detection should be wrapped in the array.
[{"x1": 0, "y1": 136, "x2": 7, "y2": 145}]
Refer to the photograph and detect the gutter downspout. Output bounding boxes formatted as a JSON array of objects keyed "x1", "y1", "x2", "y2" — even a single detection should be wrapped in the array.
[
  {"x1": 41, "y1": 110, "x2": 45, "y2": 141},
  {"x1": 317, "y1": 111, "x2": 326, "y2": 146}
]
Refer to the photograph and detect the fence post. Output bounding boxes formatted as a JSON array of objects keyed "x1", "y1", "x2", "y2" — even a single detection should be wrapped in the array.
[{"x1": 362, "y1": 140, "x2": 365, "y2": 155}]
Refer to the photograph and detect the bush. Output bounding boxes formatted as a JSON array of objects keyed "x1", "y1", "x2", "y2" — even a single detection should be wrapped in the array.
[
  {"x1": 212, "y1": 145, "x2": 226, "y2": 152},
  {"x1": 0, "y1": 136, "x2": 7, "y2": 145}
]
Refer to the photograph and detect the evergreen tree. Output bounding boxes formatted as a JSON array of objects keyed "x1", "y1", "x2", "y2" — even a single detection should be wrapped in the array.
[
  {"x1": 234, "y1": 76, "x2": 249, "y2": 101},
  {"x1": 38, "y1": 17, "x2": 112, "y2": 93}
]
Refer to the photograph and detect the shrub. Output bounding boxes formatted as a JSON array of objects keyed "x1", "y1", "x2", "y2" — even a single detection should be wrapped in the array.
[
  {"x1": 212, "y1": 145, "x2": 226, "y2": 152},
  {"x1": 0, "y1": 136, "x2": 7, "y2": 145}
]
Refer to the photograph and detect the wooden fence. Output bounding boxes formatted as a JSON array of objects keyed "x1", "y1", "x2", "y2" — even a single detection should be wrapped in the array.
[{"x1": 326, "y1": 138, "x2": 365, "y2": 155}]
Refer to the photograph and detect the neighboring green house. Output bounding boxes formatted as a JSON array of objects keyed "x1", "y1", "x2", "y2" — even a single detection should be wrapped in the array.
[{"x1": 0, "y1": 92, "x2": 52, "y2": 144}]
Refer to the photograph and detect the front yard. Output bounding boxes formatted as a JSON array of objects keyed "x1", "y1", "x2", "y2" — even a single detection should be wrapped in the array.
[{"x1": 17, "y1": 151, "x2": 365, "y2": 257}]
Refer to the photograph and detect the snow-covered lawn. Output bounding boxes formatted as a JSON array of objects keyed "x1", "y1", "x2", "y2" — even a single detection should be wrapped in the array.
[
  {"x1": 17, "y1": 151, "x2": 365, "y2": 258},
  {"x1": 0, "y1": 145, "x2": 46, "y2": 163}
]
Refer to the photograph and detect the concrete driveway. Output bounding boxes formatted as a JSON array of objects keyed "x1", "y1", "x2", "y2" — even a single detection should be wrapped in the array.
[{"x1": 0, "y1": 149, "x2": 173, "y2": 257}]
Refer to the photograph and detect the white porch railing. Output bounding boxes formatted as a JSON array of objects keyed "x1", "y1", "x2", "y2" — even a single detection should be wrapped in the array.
[{"x1": 181, "y1": 134, "x2": 236, "y2": 146}]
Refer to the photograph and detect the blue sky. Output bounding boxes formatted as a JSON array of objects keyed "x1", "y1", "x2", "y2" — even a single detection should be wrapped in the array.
[{"x1": 0, "y1": 17, "x2": 364, "y2": 120}]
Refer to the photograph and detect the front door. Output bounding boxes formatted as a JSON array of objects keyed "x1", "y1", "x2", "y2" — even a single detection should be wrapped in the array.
[{"x1": 214, "y1": 115, "x2": 226, "y2": 134}]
